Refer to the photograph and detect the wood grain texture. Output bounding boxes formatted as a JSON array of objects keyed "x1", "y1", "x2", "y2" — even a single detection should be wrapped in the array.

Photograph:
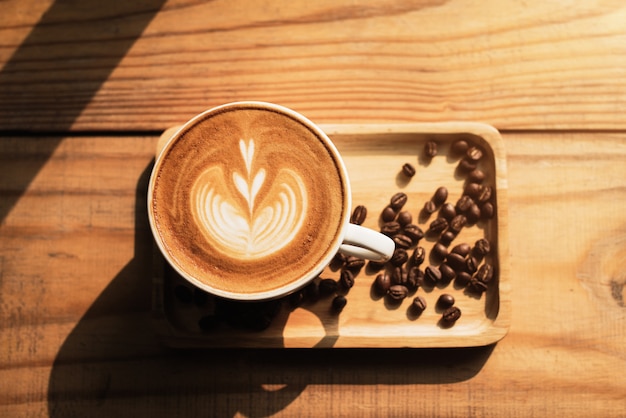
[
  {"x1": 1, "y1": 0, "x2": 626, "y2": 131},
  {"x1": 1, "y1": 132, "x2": 625, "y2": 417}
]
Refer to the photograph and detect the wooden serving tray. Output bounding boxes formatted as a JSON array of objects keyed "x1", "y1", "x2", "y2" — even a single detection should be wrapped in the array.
[{"x1": 152, "y1": 123, "x2": 510, "y2": 348}]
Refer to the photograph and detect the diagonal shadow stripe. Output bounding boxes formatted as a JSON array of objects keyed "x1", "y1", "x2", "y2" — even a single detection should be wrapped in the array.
[{"x1": 0, "y1": 0, "x2": 167, "y2": 224}]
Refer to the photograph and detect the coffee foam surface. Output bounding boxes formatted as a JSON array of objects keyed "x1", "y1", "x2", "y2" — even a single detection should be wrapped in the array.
[{"x1": 152, "y1": 105, "x2": 346, "y2": 295}]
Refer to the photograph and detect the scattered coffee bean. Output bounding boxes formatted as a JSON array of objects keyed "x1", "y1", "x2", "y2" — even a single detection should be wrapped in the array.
[
  {"x1": 174, "y1": 285, "x2": 193, "y2": 304},
  {"x1": 388, "y1": 285, "x2": 409, "y2": 301},
  {"x1": 466, "y1": 256, "x2": 479, "y2": 274},
  {"x1": 431, "y1": 242, "x2": 448, "y2": 261},
  {"x1": 330, "y1": 252, "x2": 347, "y2": 270},
  {"x1": 423, "y1": 200, "x2": 437, "y2": 214},
  {"x1": 439, "y1": 203, "x2": 457, "y2": 221},
  {"x1": 473, "y1": 238, "x2": 491, "y2": 258},
  {"x1": 339, "y1": 269, "x2": 355, "y2": 289},
  {"x1": 391, "y1": 266, "x2": 407, "y2": 286},
  {"x1": 456, "y1": 195, "x2": 474, "y2": 213},
  {"x1": 424, "y1": 266, "x2": 442, "y2": 285},
  {"x1": 403, "y1": 224, "x2": 424, "y2": 244},
  {"x1": 367, "y1": 259, "x2": 386, "y2": 272},
  {"x1": 390, "y1": 248, "x2": 409, "y2": 266},
  {"x1": 331, "y1": 295, "x2": 347, "y2": 313},
  {"x1": 393, "y1": 234, "x2": 413, "y2": 250},
  {"x1": 481, "y1": 202, "x2": 494, "y2": 219},
  {"x1": 407, "y1": 266, "x2": 424, "y2": 290},
  {"x1": 374, "y1": 273, "x2": 391, "y2": 295},
  {"x1": 428, "y1": 217, "x2": 448, "y2": 234},
  {"x1": 442, "y1": 306, "x2": 462, "y2": 324},
  {"x1": 477, "y1": 186, "x2": 493, "y2": 205},
  {"x1": 381, "y1": 206, "x2": 397, "y2": 222},
  {"x1": 305, "y1": 281, "x2": 320, "y2": 302},
  {"x1": 448, "y1": 214, "x2": 467, "y2": 233},
  {"x1": 345, "y1": 256, "x2": 366, "y2": 272},
  {"x1": 451, "y1": 139, "x2": 469, "y2": 157},
  {"x1": 464, "y1": 182, "x2": 482, "y2": 199},
  {"x1": 467, "y1": 169, "x2": 486, "y2": 183},
  {"x1": 466, "y1": 146, "x2": 483, "y2": 161},
  {"x1": 411, "y1": 246, "x2": 426, "y2": 266},
  {"x1": 476, "y1": 263, "x2": 494, "y2": 283},
  {"x1": 390, "y1": 192, "x2": 408, "y2": 210},
  {"x1": 439, "y1": 231, "x2": 456, "y2": 246},
  {"x1": 469, "y1": 278, "x2": 488, "y2": 294},
  {"x1": 439, "y1": 263, "x2": 456, "y2": 283},
  {"x1": 397, "y1": 211, "x2": 412, "y2": 226},
  {"x1": 424, "y1": 140, "x2": 438, "y2": 158},
  {"x1": 458, "y1": 158, "x2": 478, "y2": 173},
  {"x1": 381, "y1": 221, "x2": 401, "y2": 236},
  {"x1": 455, "y1": 271, "x2": 473, "y2": 287},
  {"x1": 437, "y1": 293, "x2": 455, "y2": 309},
  {"x1": 466, "y1": 203, "x2": 481, "y2": 224},
  {"x1": 402, "y1": 163, "x2": 416, "y2": 177},
  {"x1": 451, "y1": 243, "x2": 471, "y2": 257},
  {"x1": 319, "y1": 278, "x2": 339, "y2": 296},
  {"x1": 445, "y1": 253, "x2": 467, "y2": 272},
  {"x1": 350, "y1": 205, "x2": 367, "y2": 225},
  {"x1": 432, "y1": 186, "x2": 448, "y2": 206},
  {"x1": 411, "y1": 295, "x2": 428, "y2": 313}
]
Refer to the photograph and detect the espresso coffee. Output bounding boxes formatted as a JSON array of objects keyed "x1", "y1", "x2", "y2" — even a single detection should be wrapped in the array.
[{"x1": 150, "y1": 103, "x2": 347, "y2": 296}]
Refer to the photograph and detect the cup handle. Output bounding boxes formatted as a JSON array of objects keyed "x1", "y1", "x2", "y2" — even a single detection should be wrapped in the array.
[{"x1": 339, "y1": 223, "x2": 395, "y2": 262}]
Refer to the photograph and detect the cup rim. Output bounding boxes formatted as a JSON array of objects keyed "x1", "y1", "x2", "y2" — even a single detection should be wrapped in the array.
[{"x1": 148, "y1": 101, "x2": 352, "y2": 301}]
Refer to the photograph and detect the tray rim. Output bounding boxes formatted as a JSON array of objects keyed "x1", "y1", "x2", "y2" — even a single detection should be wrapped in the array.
[{"x1": 152, "y1": 121, "x2": 511, "y2": 348}]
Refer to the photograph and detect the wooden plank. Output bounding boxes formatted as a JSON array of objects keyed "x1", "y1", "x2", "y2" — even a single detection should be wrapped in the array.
[
  {"x1": 1, "y1": 131, "x2": 625, "y2": 416},
  {"x1": 1, "y1": 0, "x2": 626, "y2": 131}
]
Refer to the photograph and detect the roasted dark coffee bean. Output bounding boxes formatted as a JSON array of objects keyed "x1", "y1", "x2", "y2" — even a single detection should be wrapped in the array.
[
  {"x1": 390, "y1": 192, "x2": 408, "y2": 210},
  {"x1": 340, "y1": 269, "x2": 355, "y2": 289},
  {"x1": 449, "y1": 214, "x2": 467, "y2": 233},
  {"x1": 476, "y1": 263, "x2": 494, "y2": 283},
  {"x1": 393, "y1": 234, "x2": 413, "y2": 250},
  {"x1": 305, "y1": 281, "x2": 320, "y2": 301},
  {"x1": 403, "y1": 224, "x2": 424, "y2": 243},
  {"x1": 458, "y1": 158, "x2": 478, "y2": 173},
  {"x1": 397, "y1": 211, "x2": 413, "y2": 226},
  {"x1": 350, "y1": 205, "x2": 367, "y2": 225},
  {"x1": 345, "y1": 256, "x2": 366, "y2": 272},
  {"x1": 374, "y1": 273, "x2": 391, "y2": 294},
  {"x1": 437, "y1": 293, "x2": 455, "y2": 309},
  {"x1": 388, "y1": 285, "x2": 409, "y2": 301},
  {"x1": 390, "y1": 248, "x2": 409, "y2": 266},
  {"x1": 411, "y1": 295, "x2": 428, "y2": 313},
  {"x1": 451, "y1": 243, "x2": 471, "y2": 257},
  {"x1": 424, "y1": 140, "x2": 438, "y2": 158},
  {"x1": 330, "y1": 252, "x2": 347, "y2": 270},
  {"x1": 456, "y1": 195, "x2": 474, "y2": 213},
  {"x1": 428, "y1": 217, "x2": 448, "y2": 234},
  {"x1": 411, "y1": 246, "x2": 426, "y2": 266},
  {"x1": 332, "y1": 295, "x2": 348, "y2": 313},
  {"x1": 466, "y1": 256, "x2": 479, "y2": 274},
  {"x1": 432, "y1": 186, "x2": 448, "y2": 206},
  {"x1": 423, "y1": 200, "x2": 437, "y2": 214},
  {"x1": 381, "y1": 206, "x2": 397, "y2": 222},
  {"x1": 451, "y1": 139, "x2": 469, "y2": 157},
  {"x1": 439, "y1": 203, "x2": 457, "y2": 221},
  {"x1": 469, "y1": 278, "x2": 488, "y2": 294},
  {"x1": 439, "y1": 231, "x2": 456, "y2": 246},
  {"x1": 391, "y1": 266, "x2": 407, "y2": 286},
  {"x1": 445, "y1": 252, "x2": 467, "y2": 272},
  {"x1": 368, "y1": 259, "x2": 386, "y2": 272},
  {"x1": 424, "y1": 265, "x2": 442, "y2": 285},
  {"x1": 289, "y1": 290, "x2": 305, "y2": 308},
  {"x1": 464, "y1": 182, "x2": 483, "y2": 199},
  {"x1": 481, "y1": 202, "x2": 495, "y2": 219},
  {"x1": 455, "y1": 271, "x2": 473, "y2": 287},
  {"x1": 466, "y1": 203, "x2": 481, "y2": 224},
  {"x1": 466, "y1": 146, "x2": 483, "y2": 161},
  {"x1": 407, "y1": 266, "x2": 424, "y2": 290},
  {"x1": 319, "y1": 278, "x2": 339, "y2": 296},
  {"x1": 467, "y1": 169, "x2": 486, "y2": 183},
  {"x1": 473, "y1": 238, "x2": 491, "y2": 257},
  {"x1": 174, "y1": 285, "x2": 193, "y2": 304},
  {"x1": 431, "y1": 242, "x2": 448, "y2": 261},
  {"x1": 402, "y1": 163, "x2": 416, "y2": 177},
  {"x1": 439, "y1": 263, "x2": 456, "y2": 282},
  {"x1": 442, "y1": 306, "x2": 462, "y2": 324},
  {"x1": 381, "y1": 221, "x2": 401, "y2": 236},
  {"x1": 478, "y1": 185, "x2": 493, "y2": 203}
]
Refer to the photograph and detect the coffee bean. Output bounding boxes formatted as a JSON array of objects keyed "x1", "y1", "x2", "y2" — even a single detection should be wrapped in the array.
[
  {"x1": 439, "y1": 231, "x2": 456, "y2": 246},
  {"x1": 319, "y1": 278, "x2": 339, "y2": 296},
  {"x1": 442, "y1": 306, "x2": 462, "y2": 324},
  {"x1": 466, "y1": 203, "x2": 481, "y2": 224},
  {"x1": 374, "y1": 273, "x2": 391, "y2": 295},
  {"x1": 393, "y1": 234, "x2": 413, "y2": 250},
  {"x1": 437, "y1": 293, "x2": 455, "y2": 309},
  {"x1": 478, "y1": 185, "x2": 493, "y2": 203},
  {"x1": 304, "y1": 281, "x2": 320, "y2": 302},
  {"x1": 407, "y1": 266, "x2": 424, "y2": 290},
  {"x1": 467, "y1": 169, "x2": 486, "y2": 183},
  {"x1": 367, "y1": 259, "x2": 386, "y2": 272},
  {"x1": 423, "y1": 200, "x2": 437, "y2": 214},
  {"x1": 330, "y1": 252, "x2": 347, "y2": 270},
  {"x1": 340, "y1": 269, "x2": 355, "y2": 289},
  {"x1": 350, "y1": 205, "x2": 367, "y2": 225},
  {"x1": 466, "y1": 146, "x2": 483, "y2": 161},
  {"x1": 402, "y1": 163, "x2": 416, "y2": 177},
  {"x1": 388, "y1": 285, "x2": 409, "y2": 301},
  {"x1": 432, "y1": 186, "x2": 448, "y2": 206},
  {"x1": 391, "y1": 266, "x2": 407, "y2": 286},
  {"x1": 464, "y1": 182, "x2": 483, "y2": 199},
  {"x1": 481, "y1": 202, "x2": 494, "y2": 220},
  {"x1": 476, "y1": 263, "x2": 494, "y2": 283},
  {"x1": 466, "y1": 256, "x2": 479, "y2": 274},
  {"x1": 331, "y1": 295, "x2": 347, "y2": 313},
  {"x1": 445, "y1": 253, "x2": 466, "y2": 272},
  {"x1": 397, "y1": 211, "x2": 412, "y2": 226},
  {"x1": 403, "y1": 224, "x2": 424, "y2": 244},
  {"x1": 381, "y1": 221, "x2": 401, "y2": 236},
  {"x1": 390, "y1": 192, "x2": 408, "y2": 210},
  {"x1": 439, "y1": 263, "x2": 456, "y2": 283},
  {"x1": 456, "y1": 195, "x2": 474, "y2": 213},
  {"x1": 345, "y1": 256, "x2": 365, "y2": 272},
  {"x1": 424, "y1": 266, "x2": 442, "y2": 285},
  {"x1": 439, "y1": 203, "x2": 457, "y2": 221},
  {"x1": 451, "y1": 243, "x2": 471, "y2": 257},
  {"x1": 289, "y1": 290, "x2": 305, "y2": 308},
  {"x1": 455, "y1": 271, "x2": 473, "y2": 287},
  {"x1": 411, "y1": 246, "x2": 426, "y2": 266},
  {"x1": 473, "y1": 238, "x2": 491, "y2": 258},
  {"x1": 424, "y1": 140, "x2": 438, "y2": 158},
  {"x1": 449, "y1": 214, "x2": 467, "y2": 233},
  {"x1": 411, "y1": 295, "x2": 428, "y2": 313},
  {"x1": 390, "y1": 248, "x2": 409, "y2": 266},
  {"x1": 428, "y1": 217, "x2": 448, "y2": 234},
  {"x1": 431, "y1": 242, "x2": 448, "y2": 261},
  {"x1": 469, "y1": 278, "x2": 488, "y2": 294},
  {"x1": 381, "y1": 206, "x2": 397, "y2": 222},
  {"x1": 451, "y1": 139, "x2": 469, "y2": 157},
  {"x1": 458, "y1": 158, "x2": 478, "y2": 173}
]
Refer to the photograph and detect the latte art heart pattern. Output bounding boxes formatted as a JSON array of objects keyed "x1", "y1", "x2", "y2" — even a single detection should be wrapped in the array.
[{"x1": 191, "y1": 139, "x2": 307, "y2": 259}]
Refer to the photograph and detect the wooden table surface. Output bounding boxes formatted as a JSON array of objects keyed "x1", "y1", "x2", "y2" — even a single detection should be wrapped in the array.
[{"x1": 1, "y1": 1, "x2": 625, "y2": 416}]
